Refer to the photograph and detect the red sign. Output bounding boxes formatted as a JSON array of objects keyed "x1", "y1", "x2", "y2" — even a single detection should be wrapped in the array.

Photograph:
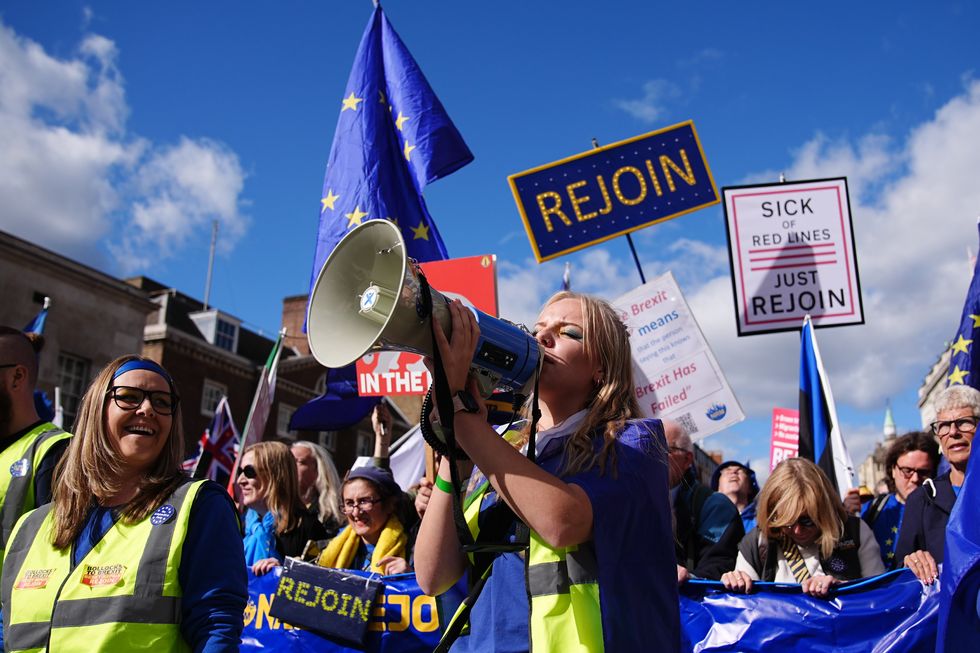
[
  {"x1": 770, "y1": 407, "x2": 799, "y2": 471},
  {"x1": 356, "y1": 255, "x2": 497, "y2": 396}
]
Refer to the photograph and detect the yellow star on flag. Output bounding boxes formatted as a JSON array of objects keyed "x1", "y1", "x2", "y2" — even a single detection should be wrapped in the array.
[
  {"x1": 885, "y1": 538, "x2": 893, "y2": 546},
  {"x1": 403, "y1": 141, "x2": 416, "y2": 161},
  {"x1": 949, "y1": 365, "x2": 969, "y2": 385},
  {"x1": 378, "y1": 90, "x2": 387, "y2": 105},
  {"x1": 341, "y1": 92, "x2": 363, "y2": 112},
  {"x1": 394, "y1": 111, "x2": 410, "y2": 131},
  {"x1": 887, "y1": 552, "x2": 894, "y2": 559},
  {"x1": 345, "y1": 206, "x2": 368, "y2": 229},
  {"x1": 411, "y1": 220, "x2": 430, "y2": 241},
  {"x1": 320, "y1": 190, "x2": 340, "y2": 212},
  {"x1": 951, "y1": 335, "x2": 973, "y2": 355},
  {"x1": 970, "y1": 314, "x2": 980, "y2": 328},
  {"x1": 891, "y1": 526, "x2": 898, "y2": 534}
]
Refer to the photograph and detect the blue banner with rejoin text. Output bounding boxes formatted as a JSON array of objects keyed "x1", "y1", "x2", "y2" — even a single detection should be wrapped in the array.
[{"x1": 508, "y1": 121, "x2": 718, "y2": 262}]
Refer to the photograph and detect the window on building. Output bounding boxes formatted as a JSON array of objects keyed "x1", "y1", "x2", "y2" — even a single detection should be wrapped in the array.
[
  {"x1": 277, "y1": 403, "x2": 297, "y2": 438},
  {"x1": 57, "y1": 352, "x2": 90, "y2": 428},
  {"x1": 356, "y1": 430, "x2": 373, "y2": 457},
  {"x1": 319, "y1": 430, "x2": 337, "y2": 452},
  {"x1": 215, "y1": 318, "x2": 238, "y2": 352},
  {"x1": 201, "y1": 380, "x2": 227, "y2": 417}
]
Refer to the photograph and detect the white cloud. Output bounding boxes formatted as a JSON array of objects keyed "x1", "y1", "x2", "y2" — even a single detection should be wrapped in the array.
[
  {"x1": 0, "y1": 19, "x2": 248, "y2": 272},
  {"x1": 613, "y1": 79, "x2": 681, "y2": 123}
]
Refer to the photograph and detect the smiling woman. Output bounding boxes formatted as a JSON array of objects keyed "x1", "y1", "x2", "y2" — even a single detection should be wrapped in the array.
[{"x1": 0, "y1": 355, "x2": 248, "y2": 652}]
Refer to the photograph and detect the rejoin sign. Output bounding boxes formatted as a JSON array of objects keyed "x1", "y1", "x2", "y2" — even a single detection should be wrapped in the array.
[
  {"x1": 770, "y1": 407, "x2": 799, "y2": 471},
  {"x1": 509, "y1": 121, "x2": 719, "y2": 262},
  {"x1": 722, "y1": 177, "x2": 864, "y2": 336}
]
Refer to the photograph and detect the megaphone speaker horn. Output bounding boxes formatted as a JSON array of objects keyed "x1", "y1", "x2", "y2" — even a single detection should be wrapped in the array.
[{"x1": 307, "y1": 220, "x2": 540, "y2": 432}]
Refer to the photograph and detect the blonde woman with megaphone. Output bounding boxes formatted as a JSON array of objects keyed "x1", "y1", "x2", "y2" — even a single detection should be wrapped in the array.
[{"x1": 415, "y1": 292, "x2": 679, "y2": 653}]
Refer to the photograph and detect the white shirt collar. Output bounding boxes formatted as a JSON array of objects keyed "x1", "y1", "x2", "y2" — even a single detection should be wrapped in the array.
[{"x1": 521, "y1": 409, "x2": 589, "y2": 458}]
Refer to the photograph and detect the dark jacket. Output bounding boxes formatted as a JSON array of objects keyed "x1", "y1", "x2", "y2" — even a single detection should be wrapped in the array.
[
  {"x1": 276, "y1": 507, "x2": 329, "y2": 558},
  {"x1": 895, "y1": 472, "x2": 957, "y2": 563},
  {"x1": 674, "y1": 479, "x2": 744, "y2": 580}
]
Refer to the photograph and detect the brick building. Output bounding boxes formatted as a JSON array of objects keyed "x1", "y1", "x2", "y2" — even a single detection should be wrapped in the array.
[{"x1": 0, "y1": 229, "x2": 157, "y2": 427}]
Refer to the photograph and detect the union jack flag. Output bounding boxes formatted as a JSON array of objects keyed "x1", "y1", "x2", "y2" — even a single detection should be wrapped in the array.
[{"x1": 185, "y1": 396, "x2": 239, "y2": 486}]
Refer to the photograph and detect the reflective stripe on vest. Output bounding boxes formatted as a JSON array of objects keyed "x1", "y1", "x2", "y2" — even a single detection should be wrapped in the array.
[
  {"x1": 2, "y1": 479, "x2": 202, "y2": 653},
  {"x1": 0, "y1": 423, "x2": 71, "y2": 550},
  {"x1": 459, "y1": 465, "x2": 606, "y2": 652}
]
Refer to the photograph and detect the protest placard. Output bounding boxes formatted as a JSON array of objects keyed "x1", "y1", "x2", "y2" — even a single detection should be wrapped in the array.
[
  {"x1": 509, "y1": 122, "x2": 718, "y2": 262},
  {"x1": 722, "y1": 177, "x2": 864, "y2": 335},
  {"x1": 613, "y1": 272, "x2": 743, "y2": 440}
]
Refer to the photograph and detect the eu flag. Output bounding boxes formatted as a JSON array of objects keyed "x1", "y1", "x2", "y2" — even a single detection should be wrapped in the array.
[
  {"x1": 307, "y1": 6, "x2": 473, "y2": 296},
  {"x1": 937, "y1": 451, "x2": 980, "y2": 651},
  {"x1": 798, "y1": 314, "x2": 855, "y2": 497},
  {"x1": 945, "y1": 222, "x2": 980, "y2": 389}
]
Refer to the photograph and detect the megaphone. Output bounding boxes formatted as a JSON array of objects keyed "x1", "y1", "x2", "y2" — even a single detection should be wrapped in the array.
[{"x1": 307, "y1": 220, "x2": 540, "y2": 402}]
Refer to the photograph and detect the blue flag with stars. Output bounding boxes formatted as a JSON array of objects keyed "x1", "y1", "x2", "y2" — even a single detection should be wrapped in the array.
[
  {"x1": 307, "y1": 6, "x2": 473, "y2": 296},
  {"x1": 946, "y1": 222, "x2": 980, "y2": 389}
]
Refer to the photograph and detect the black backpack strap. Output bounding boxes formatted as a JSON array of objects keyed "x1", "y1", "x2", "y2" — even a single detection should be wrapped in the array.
[{"x1": 863, "y1": 493, "x2": 889, "y2": 527}]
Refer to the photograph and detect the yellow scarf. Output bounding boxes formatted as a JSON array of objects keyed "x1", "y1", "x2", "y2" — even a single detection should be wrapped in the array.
[{"x1": 316, "y1": 514, "x2": 407, "y2": 573}]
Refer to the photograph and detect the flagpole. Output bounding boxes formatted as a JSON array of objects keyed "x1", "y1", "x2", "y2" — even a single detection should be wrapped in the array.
[
  {"x1": 592, "y1": 137, "x2": 646, "y2": 284},
  {"x1": 203, "y1": 220, "x2": 218, "y2": 311},
  {"x1": 227, "y1": 327, "x2": 287, "y2": 492}
]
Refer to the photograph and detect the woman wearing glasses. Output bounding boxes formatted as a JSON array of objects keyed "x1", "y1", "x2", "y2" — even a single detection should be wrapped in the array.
[
  {"x1": 897, "y1": 384, "x2": 978, "y2": 584},
  {"x1": 721, "y1": 457, "x2": 884, "y2": 597},
  {"x1": 239, "y1": 441, "x2": 327, "y2": 576},
  {"x1": 0, "y1": 356, "x2": 247, "y2": 652},
  {"x1": 860, "y1": 432, "x2": 939, "y2": 569},
  {"x1": 414, "y1": 293, "x2": 677, "y2": 653},
  {"x1": 314, "y1": 466, "x2": 410, "y2": 575}
]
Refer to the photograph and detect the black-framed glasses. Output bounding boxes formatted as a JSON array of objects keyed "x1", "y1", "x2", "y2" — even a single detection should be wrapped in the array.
[
  {"x1": 668, "y1": 446, "x2": 689, "y2": 455},
  {"x1": 895, "y1": 465, "x2": 932, "y2": 480},
  {"x1": 239, "y1": 465, "x2": 258, "y2": 480},
  {"x1": 930, "y1": 417, "x2": 978, "y2": 437},
  {"x1": 106, "y1": 386, "x2": 179, "y2": 415},
  {"x1": 342, "y1": 497, "x2": 382, "y2": 514},
  {"x1": 0, "y1": 363, "x2": 18, "y2": 370}
]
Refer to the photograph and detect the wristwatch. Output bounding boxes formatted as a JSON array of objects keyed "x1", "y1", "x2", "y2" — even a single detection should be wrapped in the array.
[{"x1": 452, "y1": 390, "x2": 480, "y2": 414}]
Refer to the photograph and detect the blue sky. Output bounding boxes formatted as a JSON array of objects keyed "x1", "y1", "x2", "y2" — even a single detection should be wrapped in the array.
[{"x1": 3, "y1": 1, "x2": 980, "y2": 478}]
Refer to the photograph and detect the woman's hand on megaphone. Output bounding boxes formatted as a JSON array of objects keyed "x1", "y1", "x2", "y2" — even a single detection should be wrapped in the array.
[{"x1": 433, "y1": 299, "x2": 481, "y2": 394}]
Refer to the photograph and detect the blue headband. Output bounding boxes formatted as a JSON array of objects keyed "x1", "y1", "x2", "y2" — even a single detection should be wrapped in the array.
[{"x1": 113, "y1": 359, "x2": 173, "y2": 388}]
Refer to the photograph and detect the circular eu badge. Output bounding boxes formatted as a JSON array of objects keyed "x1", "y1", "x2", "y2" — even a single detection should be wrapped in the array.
[
  {"x1": 150, "y1": 504, "x2": 176, "y2": 526},
  {"x1": 9, "y1": 458, "x2": 30, "y2": 478},
  {"x1": 828, "y1": 557, "x2": 846, "y2": 573}
]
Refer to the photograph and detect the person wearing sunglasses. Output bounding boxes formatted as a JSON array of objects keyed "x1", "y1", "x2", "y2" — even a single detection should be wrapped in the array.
[
  {"x1": 315, "y1": 465, "x2": 410, "y2": 575},
  {"x1": 722, "y1": 457, "x2": 884, "y2": 598},
  {"x1": 0, "y1": 355, "x2": 247, "y2": 652},
  {"x1": 238, "y1": 441, "x2": 327, "y2": 577},
  {"x1": 859, "y1": 432, "x2": 939, "y2": 569},
  {"x1": 896, "y1": 385, "x2": 978, "y2": 584}
]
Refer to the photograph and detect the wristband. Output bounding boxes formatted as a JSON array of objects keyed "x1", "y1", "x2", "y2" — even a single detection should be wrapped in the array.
[{"x1": 434, "y1": 475, "x2": 459, "y2": 494}]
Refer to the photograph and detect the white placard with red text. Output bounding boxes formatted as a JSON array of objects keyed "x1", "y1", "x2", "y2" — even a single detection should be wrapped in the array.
[
  {"x1": 722, "y1": 177, "x2": 864, "y2": 336},
  {"x1": 612, "y1": 272, "x2": 744, "y2": 441}
]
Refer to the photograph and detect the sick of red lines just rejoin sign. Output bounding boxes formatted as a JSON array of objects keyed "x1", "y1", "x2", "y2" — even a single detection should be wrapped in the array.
[{"x1": 722, "y1": 177, "x2": 864, "y2": 336}]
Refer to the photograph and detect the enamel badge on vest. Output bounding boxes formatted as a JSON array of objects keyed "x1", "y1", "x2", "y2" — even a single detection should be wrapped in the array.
[
  {"x1": 9, "y1": 458, "x2": 30, "y2": 478},
  {"x1": 151, "y1": 504, "x2": 176, "y2": 526}
]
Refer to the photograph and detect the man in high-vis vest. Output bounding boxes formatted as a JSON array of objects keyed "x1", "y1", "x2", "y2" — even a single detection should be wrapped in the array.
[{"x1": 0, "y1": 327, "x2": 73, "y2": 573}]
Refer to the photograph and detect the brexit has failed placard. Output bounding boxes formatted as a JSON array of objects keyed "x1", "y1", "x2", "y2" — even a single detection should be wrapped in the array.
[
  {"x1": 722, "y1": 177, "x2": 864, "y2": 336},
  {"x1": 612, "y1": 272, "x2": 744, "y2": 441},
  {"x1": 508, "y1": 121, "x2": 719, "y2": 262}
]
